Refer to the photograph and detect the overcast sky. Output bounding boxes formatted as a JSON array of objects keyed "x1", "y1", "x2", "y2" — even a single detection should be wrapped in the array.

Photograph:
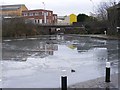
[{"x1": 0, "y1": 0, "x2": 119, "y2": 16}]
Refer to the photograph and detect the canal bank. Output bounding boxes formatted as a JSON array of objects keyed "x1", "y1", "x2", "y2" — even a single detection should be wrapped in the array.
[
  {"x1": 66, "y1": 34, "x2": 120, "y2": 40},
  {"x1": 84, "y1": 35, "x2": 119, "y2": 40},
  {"x1": 69, "y1": 73, "x2": 119, "y2": 89},
  {"x1": 2, "y1": 34, "x2": 120, "y2": 40}
]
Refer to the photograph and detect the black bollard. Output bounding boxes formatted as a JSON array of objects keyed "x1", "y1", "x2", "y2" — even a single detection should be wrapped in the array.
[
  {"x1": 61, "y1": 70, "x2": 67, "y2": 90},
  {"x1": 61, "y1": 76, "x2": 67, "y2": 90},
  {"x1": 105, "y1": 62, "x2": 111, "y2": 82}
]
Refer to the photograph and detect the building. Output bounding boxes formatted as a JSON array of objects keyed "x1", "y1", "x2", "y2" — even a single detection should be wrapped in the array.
[
  {"x1": 69, "y1": 14, "x2": 77, "y2": 24},
  {"x1": 57, "y1": 16, "x2": 66, "y2": 25},
  {"x1": 22, "y1": 9, "x2": 57, "y2": 25},
  {"x1": 0, "y1": 4, "x2": 57, "y2": 25},
  {"x1": 53, "y1": 14, "x2": 57, "y2": 24},
  {"x1": 107, "y1": 3, "x2": 120, "y2": 34},
  {"x1": 57, "y1": 14, "x2": 77, "y2": 25},
  {"x1": 0, "y1": 4, "x2": 28, "y2": 17}
]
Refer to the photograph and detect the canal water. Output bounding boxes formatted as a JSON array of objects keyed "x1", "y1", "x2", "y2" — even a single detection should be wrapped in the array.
[{"x1": 0, "y1": 35, "x2": 119, "y2": 88}]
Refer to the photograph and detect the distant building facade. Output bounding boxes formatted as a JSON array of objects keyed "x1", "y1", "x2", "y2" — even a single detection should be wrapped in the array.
[
  {"x1": 107, "y1": 3, "x2": 120, "y2": 34},
  {"x1": 0, "y1": 4, "x2": 28, "y2": 17},
  {"x1": 22, "y1": 9, "x2": 57, "y2": 24},
  {"x1": 57, "y1": 14, "x2": 77, "y2": 25},
  {"x1": 0, "y1": 4, "x2": 57, "y2": 25}
]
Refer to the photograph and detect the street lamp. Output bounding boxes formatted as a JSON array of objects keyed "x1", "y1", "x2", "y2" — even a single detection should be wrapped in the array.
[
  {"x1": 42, "y1": 2, "x2": 46, "y2": 24},
  {"x1": 42, "y1": 2, "x2": 45, "y2": 10}
]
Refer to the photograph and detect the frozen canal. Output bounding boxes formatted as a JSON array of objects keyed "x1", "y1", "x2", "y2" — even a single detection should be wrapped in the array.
[{"x1": 0, "y1": 35, "x2": 119, "y2": 88}]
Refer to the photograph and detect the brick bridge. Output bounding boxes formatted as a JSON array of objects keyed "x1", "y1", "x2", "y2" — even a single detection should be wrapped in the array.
[{"x1": 36, "y1": 24, "x2": 85, "y2": 35}]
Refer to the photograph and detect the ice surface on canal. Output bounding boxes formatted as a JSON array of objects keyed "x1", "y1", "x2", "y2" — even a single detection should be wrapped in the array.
[
  {"x1": 1, "y1": 46, "x2": 110, "y2": 88},
  {"x1": 1, "y1": 36, "x2": 118, "y2": 88}
]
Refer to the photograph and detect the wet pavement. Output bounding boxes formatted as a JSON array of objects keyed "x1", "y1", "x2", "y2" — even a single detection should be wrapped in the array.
[{"x1": 69, "y1": 73, "x2": 119, "y2": 89}]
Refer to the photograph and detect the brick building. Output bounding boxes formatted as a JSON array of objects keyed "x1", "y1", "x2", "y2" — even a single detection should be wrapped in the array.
[
  {"x1": 0, "y1": 4, "x2": 28, "y2": 17},
  {"x1": 22, "y1": 9, "x2": 57, "y2": 25}
]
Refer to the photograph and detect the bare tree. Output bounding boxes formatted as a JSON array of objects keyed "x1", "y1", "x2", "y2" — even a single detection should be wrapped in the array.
[{"x1": 96, "y1": 0, "x2": 116, "y2": 21}]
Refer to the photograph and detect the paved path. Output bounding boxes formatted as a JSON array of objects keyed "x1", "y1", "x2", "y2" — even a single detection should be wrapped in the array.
[
  {"x1": 67, "y1": 34, "x2": 119, "y2": 39},
  {"x1": 87, "y1": 35, "x2": 119, "y2": 40},
  {"x1": 69, "y1": 73, "x2": 119, "y2": 89}
]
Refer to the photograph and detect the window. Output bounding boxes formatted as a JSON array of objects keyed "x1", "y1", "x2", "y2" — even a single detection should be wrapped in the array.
[
  {"x1": 38, "y1": 20, "x2": 39, "y2": 23},
  {"x1": 42, "y1": 11, "x2": 44, "y2": 15},
  {"x1": 33, "y1": 13, "x2": 35, "y2": 16},
  {"x1": 39, "y1": 19, "x2": 42, "y2": 24},
  {"x1": 49, "y1": 12, "x2": 51, "y2": 16},
  {"x1": 39, "y1": 12, "x2": 42, "y2": 16},
  {"x1": 46, "y1": 12, "x2": 48, "y2": 16},
  {"x1": 34, "y1": 20, "x2": 36, "y2": 23},
  {"x1": 42, "y1": 19, "x2": 44, "y2": 23},
  {"x1": 35, "y1": 13, "x2": 39, "y2": 16},
  {"x1": 55, "y1": 16, "x2": 57, "y2": 19},
  {"x1": 29, "y1": 13, "x2": 33, "y2": 16},
  {"x1": 23, "y1": 13, "x2": 27, "y2": 16}
]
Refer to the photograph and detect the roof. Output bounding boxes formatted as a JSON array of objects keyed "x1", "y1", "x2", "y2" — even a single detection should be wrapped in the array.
[
  {"x1": 0, "y1": 4, "x2": 26, "y2": 11},
  {"x1": 22, "y1": 9, "x2": 53, "y2": 12},
  {"x1": 58, "y1": 16, "x2": 66, "y2": 19},
  {"x1": 53, "y1": 14, "x2": 57, "y2": 16}
]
